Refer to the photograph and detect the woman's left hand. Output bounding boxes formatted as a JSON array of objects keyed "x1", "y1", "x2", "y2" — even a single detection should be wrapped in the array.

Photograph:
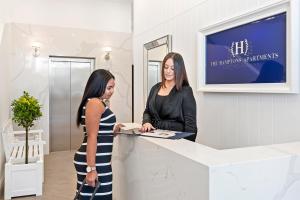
[{"x1": 113, "y1": 123, "x2": 125, "y2": 135}]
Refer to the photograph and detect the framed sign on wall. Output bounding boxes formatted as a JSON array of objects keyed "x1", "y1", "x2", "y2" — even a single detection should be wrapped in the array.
[{"x1": 197, "y1": 0, "x2": 300, "y2": 93}]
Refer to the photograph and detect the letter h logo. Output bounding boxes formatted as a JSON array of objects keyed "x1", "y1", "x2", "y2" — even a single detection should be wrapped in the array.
[{"x1": 230, "y1": 39, "x2": 249, "y2": 57}]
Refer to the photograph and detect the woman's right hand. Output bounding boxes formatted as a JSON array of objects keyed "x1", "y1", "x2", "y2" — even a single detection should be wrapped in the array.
[
  {"x1": 86, "y1": 170, "x2": 98, "y2": 187},
  {"x1": 140, "y1": 123, "x2": 155, "y2": 132}
]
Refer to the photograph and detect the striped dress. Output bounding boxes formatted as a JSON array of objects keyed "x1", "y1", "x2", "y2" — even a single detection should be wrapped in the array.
[{"x1": 74, "y1": 100, "x2": 116, "y2": 200}]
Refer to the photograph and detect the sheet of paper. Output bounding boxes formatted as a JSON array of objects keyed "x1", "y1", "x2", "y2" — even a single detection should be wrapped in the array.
[
  {"x1": 121, "y1": 123, "x2": 142, "y2": 130},
  {"x1": 140, "y1": 129, "x2": 176, "y2": 138},
  {"x1": 120, "y1": 123, "x2": 176, "y2": 138}
]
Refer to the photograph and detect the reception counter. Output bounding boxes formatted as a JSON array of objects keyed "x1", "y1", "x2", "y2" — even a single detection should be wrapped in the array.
[{"x1": 112, "y1": 135, "x2": 300, "y2": 200}]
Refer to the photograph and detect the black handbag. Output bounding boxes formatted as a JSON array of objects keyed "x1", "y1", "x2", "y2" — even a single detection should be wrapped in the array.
[{"x1": 74, "y1": 178, "x2": 101, "y2": 200}]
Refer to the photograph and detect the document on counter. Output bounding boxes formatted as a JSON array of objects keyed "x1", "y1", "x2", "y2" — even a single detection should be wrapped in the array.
[
  {"x1": 119, "y1": 123, "x2": 194, "y2": 139},
  {"x1": 140, "y1": 130, "x2": 176, "y2": 138},
  {"x1": 120, "y1": 123, "x2": 142, "y2": 135},
  {"x1": 120, "y1": 122, "x2": 142, "y2": 130}
]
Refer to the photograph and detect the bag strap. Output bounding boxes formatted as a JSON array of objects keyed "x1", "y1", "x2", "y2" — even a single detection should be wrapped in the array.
[
  {"x1": 74, "y1": 178, "x2": 101, "y2": 200},
  {"x1": 90, "y1": 181, "x2": 101, "y2": 200}
]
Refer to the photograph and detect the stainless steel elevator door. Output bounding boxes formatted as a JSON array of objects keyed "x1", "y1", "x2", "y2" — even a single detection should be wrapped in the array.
[
  {"x1": 70, "y1": 62, "x2": 92, "y2": 149},
  {"x1": 49, "y1": 57, "x2": 94, "y2": 152}
]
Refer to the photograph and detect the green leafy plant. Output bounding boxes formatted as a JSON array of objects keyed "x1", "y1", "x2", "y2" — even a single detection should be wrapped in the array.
[{"x1": 11, "y1": 91, "x2": 42, "y2": 164}]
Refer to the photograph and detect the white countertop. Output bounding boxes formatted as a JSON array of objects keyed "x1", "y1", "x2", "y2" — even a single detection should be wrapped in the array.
[
  {"x1": 114, "y1": 134, "x2": 300, "y2": 200},
  {"x1": 141, "y1": 136, "x2": 300, "y2": 167}
]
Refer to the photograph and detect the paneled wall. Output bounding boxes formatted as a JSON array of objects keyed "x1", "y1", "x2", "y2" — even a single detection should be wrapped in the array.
[{"x1": 133, "y1": 0, "x2": 300, "y2": 149}]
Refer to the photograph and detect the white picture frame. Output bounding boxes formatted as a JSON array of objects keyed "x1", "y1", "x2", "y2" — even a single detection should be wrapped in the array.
[{"x1": 197, "y1": 0, "x2": 300, "y2": 93}]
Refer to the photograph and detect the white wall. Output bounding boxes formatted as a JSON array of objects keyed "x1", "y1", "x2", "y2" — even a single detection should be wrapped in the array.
[
  {"x1": 0, "y1": 0, "x2": 131, "y2": 33},
  {"x1": 0, "y1": 0, "x2": 132, "y2": 196},
  {"x1": 0, "y1": 21, "x2": 11, "y2": 197},
  {"x1": 133, "y1": 0, "x2": 300, "y2": 149},
  {"x1": 0, "y1": 20, "x2": 4, "y2": 198},
  {"x1": 2, "y1": 23, "x2": 132, "y2": 155}
]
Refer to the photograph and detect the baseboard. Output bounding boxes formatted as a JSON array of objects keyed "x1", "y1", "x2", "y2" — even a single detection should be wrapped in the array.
[
  {"x1": 0, "y1": 175, "x2": 4, "y2": 199},
  {"x1": 0, "y1": 145, "x2": 5, "y2": 199}
]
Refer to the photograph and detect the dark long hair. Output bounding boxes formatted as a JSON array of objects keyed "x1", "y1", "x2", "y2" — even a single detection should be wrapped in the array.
[
  {"x1": 161, "y1": 52, "x2": 189, "y2": 90},
  {"x1": 76, "y1": 69, "x2": 115, "y2": 126}
]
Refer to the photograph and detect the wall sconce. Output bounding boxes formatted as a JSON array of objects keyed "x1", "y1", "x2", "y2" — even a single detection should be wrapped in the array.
[
  {"x1": 103, "y1": 47, "x2": 112, "y2": 61},
  {"x1": 32, "y1": 42, "x2": 41, "y2": 57}
]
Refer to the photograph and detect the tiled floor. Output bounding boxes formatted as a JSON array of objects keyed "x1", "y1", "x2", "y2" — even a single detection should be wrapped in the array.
[{"x1": 1, "y1": 151, "x2": 77, "y2": 200}]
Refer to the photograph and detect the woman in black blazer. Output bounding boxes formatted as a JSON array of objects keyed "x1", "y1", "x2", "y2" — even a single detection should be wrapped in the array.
[{"x1": 141, "y1": 52, "x2": 197, "y2": 141}]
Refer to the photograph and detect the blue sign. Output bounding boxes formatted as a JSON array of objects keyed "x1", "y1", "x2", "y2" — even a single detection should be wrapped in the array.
[{"x1": 206, "y1": 12, "x2": 286, "y2": 84}]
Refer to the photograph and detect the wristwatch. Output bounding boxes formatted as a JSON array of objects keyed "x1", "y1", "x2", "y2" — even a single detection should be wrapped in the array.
[{"x1": 86, "y1": 166, "x2": 96, "y2": 173}]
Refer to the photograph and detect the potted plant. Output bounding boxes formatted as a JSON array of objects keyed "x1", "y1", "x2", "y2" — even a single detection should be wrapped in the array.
[{"x1": 11, "y1": 91, "x2": 42, "y2": 164}]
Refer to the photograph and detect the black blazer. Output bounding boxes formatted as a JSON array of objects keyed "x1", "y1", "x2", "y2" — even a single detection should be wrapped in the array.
[{"x1": 143, "y1": 82, "x2": 197, "y2": 141}]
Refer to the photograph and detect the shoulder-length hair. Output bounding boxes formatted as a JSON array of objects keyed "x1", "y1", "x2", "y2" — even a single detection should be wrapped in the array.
[
  {"x1": 76, "y1": 69, "x2": 115, "y2": 126},
  {"x1": 161, "y1": 52, "x2": 189, "y2": 90}
]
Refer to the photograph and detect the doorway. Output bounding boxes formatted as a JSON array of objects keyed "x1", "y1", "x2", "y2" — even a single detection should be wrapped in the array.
[{"x1": 49, "y1": 56, "x2": 94, "y2": 152}]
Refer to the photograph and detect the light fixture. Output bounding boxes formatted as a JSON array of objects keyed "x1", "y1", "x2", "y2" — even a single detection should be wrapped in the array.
[
  {"x1": 32, "y1": 42, "x2": 41, "y2": 57},
  {"x1": 103, "y1": 47, "x2": 112, "y2": 61}
]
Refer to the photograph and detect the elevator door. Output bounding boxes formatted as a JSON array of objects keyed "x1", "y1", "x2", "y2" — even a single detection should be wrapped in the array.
[{"x1": 50, "y1": 57, "x2": 94, "y2": 152}]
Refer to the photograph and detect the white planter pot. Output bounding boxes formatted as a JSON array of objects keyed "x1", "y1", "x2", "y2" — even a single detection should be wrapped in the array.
[{"x1": 4, "y1": 161, "x2": 43, "y2": 200}]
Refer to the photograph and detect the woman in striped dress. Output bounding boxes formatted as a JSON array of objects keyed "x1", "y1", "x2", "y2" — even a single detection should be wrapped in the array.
[{"x1": 74, "y1": 69, "x2": 122, "y2": 200}]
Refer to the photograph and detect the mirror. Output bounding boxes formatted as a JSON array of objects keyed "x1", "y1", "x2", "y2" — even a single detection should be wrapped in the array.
[{"x1": 143, "y1": 35, "x2": 172, "y2": 103}]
